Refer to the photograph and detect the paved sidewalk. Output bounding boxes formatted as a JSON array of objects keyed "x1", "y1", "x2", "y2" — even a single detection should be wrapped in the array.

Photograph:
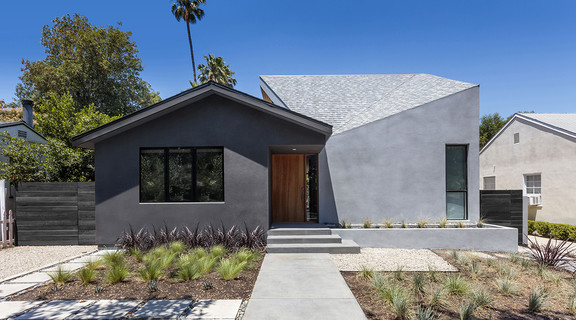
[{"x1": 243, "y1": 253, "x2": 366, "y2": 320}]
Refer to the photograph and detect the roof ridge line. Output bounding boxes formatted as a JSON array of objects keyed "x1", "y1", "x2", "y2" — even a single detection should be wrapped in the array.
[{"x1": 336, "y1": 74, "x2": 418, "y2": 130}]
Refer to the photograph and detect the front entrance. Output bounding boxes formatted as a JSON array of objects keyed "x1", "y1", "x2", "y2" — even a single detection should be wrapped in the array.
[{"x1": 271, "y1": 154, "x2": 319, "y2": 223}]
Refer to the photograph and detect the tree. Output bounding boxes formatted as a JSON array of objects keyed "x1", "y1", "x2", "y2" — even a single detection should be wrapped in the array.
[
  {"x1": 479, "y1": 113, "x2": 508, "y2": 149},
  {"x1": 16, "y1": 14, "x2": 160, "y2": 116},
  {"x1": 171, "y1": 0, "x2": 206, "y2": 84},
  {"x1": 0, "y1": 93, "x2": 119, "y2": 182},
  {"x1": 197, "y1": 54, "x2": 237, "y2": 87}
]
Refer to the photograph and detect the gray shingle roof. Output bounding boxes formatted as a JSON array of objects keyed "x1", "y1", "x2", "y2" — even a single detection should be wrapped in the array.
[
  {"x1": 260, "y1": 74, "x2": 477, "y2": 134},
  {"x1": 518, "y1": 113, "x2": 576, "y2": 136}
]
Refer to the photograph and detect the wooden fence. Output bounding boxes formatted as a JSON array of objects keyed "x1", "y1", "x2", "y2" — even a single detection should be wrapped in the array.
[
  {"x1": 1, "y1": 210, "x2": 15, "y2": 248},
  {"x1": 15, "y1": 182, "x2": 95, "y2": 245},
  {"x1": 480, "y1": 190, "x2": 525, "y2": 244}
]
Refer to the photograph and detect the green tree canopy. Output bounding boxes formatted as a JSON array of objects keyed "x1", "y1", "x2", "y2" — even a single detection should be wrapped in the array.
[
  {"x1": 16, "y1": 14, "x2": 160, "y2": 116},
  {"x1": 197, "y1": 54, "x2": 237, "y2": 87},
  {"x1": 479, "y1": 113, "x2": 508, "y2": 149},
  {"x1": 0, "y1": 93, "x2": 119, "y2": 182}
]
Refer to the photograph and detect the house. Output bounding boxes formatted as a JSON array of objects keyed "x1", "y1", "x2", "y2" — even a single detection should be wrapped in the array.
[
  {"x1": 479, "y1": 113, "x2": 576, "y2": 225},
  {"x1": 73, "y1": 75, "x2": 480, "y2": 246}
]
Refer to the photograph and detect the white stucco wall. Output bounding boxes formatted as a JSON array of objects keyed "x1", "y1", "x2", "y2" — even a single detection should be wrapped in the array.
[
  {"x1": 1, "y1": 124, "x2": 45, "y2": 143},
  {"x1": 480, "y1": 118, "x2": 576, "y2": 225},
  {"x1": 319, "y1": 87, "x2": 480, "y2": 224}
]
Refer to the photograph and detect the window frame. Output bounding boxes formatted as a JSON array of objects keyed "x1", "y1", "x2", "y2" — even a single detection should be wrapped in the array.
[
  {"x1": 139, "y1": 146, "x2": 224, "y2": 203},
  {"x1": 445, "y1": 144, "x2": 468, "y2": 220},
  {"x1": 524, "y1": 173, "x2": 541, "y2": 196},
  {"x1": 483, "y1": 176, "x2": 496, "y2": 190}
]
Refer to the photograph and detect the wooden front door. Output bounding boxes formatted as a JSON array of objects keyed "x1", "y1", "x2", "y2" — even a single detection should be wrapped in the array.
[{"x1": 272, "y1": 154, "x2": 306, "y2": 223}]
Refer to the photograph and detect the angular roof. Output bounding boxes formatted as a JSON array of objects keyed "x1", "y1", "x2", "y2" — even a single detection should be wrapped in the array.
[
  {"x1": 73, "y1": 81, "x2": 332, "y2": 149},
  {"x1": 480, "y1": 113, "x2": 576, "y2": 154},
  {"x1": 260, "y1": 74, "x2": 477, "y2": 134},
  {"x1": 0, "y1": 121, "x2": 47, "y2": 141}
]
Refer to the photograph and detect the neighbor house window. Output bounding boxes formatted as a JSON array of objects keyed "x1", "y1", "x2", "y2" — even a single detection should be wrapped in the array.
[
  {"x1": 514, "y1": 133, "x2": 520, "y2": 144},
  {"x1": 446, "y1": 145, "x2": 468, "y2": 220},
  {"x1": 140, "y1": 147, "x2": 223, "y2": 202},
  {"x1": 525, "y1": 174, "x2": 541, "y2": 195},
  {"x1": 483, "y1": 176, "x2": 495, "y2": 190}
]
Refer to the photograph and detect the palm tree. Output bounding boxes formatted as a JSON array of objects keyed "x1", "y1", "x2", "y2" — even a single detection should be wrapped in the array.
[
  {"x1": 197, "y1": 54, "x2": 237, "y2": 87},
  {"x1": 171, "y1": 0, "x2": 206, "y2": 84}
]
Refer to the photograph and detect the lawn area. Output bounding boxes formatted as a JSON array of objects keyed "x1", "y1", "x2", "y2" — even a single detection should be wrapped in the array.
[
  {"x1": 13, "y1": 242, "x2": 263, "y2": 301},
  {"x1": 343, "y1": 250, "x2": 576, "y2": 319}
]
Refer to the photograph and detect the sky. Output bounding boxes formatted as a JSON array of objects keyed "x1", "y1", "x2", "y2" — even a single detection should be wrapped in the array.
[{"x1": 0, "y1": 0, "x2": 575, "y2": 117}]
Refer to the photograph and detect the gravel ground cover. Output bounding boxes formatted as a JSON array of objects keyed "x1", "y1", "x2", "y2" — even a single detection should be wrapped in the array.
[
  {"x1": 0, "y1": 246, "x2": 97, "y2": 281},
  {"x1": 331, "y1": 248, "x2": 457, "y2": 271}
]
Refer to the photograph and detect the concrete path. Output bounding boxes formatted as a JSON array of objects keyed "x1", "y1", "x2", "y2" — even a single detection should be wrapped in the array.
[
  {"x1": 243, "y1": 253, "x2": 366, "y2": 320},
  {"x1": 0, "y1": 299, "x2": 242, "y2": 319}
]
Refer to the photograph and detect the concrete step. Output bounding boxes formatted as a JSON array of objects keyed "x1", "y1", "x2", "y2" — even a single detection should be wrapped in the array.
[
  {"x1": 267, "y1": 234, "x2": 343, "y2": 244},
  {"x1": 267, "y1": 228, "x2": 331, "y2": 236},
  {"x1": 266, "y1": 240, "x2": 361, "y2": 254}
]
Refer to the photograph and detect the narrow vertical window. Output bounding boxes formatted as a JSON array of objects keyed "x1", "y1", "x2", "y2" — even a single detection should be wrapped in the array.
[
  {"x1": 196, "y1": 148, "x2": 224, "y2": 202},
  {"x1": 140, "y1": 149, "x2": 166, "y2": 202},
  {"x1": 446, "y1": 145, "x2": 468, "y2": 220},
  {"x1": 514, "y1": 133, "x2": 520, "y2": 144}
]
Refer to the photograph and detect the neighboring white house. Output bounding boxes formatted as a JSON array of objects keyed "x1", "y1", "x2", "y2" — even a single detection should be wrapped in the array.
[{"x1": 479, "y1": 113, "x2": 576, "y2": 225}]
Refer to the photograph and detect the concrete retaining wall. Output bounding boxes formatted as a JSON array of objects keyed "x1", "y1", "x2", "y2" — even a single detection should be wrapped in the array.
[{"x1": 332, "y1": 224, "x2": 518, "y2": 252}]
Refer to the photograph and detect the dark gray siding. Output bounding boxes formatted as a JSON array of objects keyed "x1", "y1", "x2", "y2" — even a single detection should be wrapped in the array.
[{"x1": 95, "y1": 95, "x2": 325, "y2": 245}]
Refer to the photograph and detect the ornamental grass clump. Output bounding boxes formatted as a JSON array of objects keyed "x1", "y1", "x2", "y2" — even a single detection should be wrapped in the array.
[
  {"x1": 528, "y1": 286, "x2": 548, "y2": 312},
  {"x1": 359, "y1": 265, "x2": 375, "y2": 281},
  {"x1": 412, "y1": 273, "x2": 426, "y2": 293},
  {"x1": 438, "y1": 218, "x2": 447, "y2": 228},
  {"x1": 383, "y1": 219, "x2": 394, "y2": 228},
  {"x1": 416, "y1": 218, "x2": 428, "y2": 228},
  {"x1": 391, "y1": 290, "x2": 412, "y2": 320},
  {"x1": 232, "y1": 248, "x2": 259, "y2": 265},
  {"x1": 209, "y1": 245, "x2": 228, "y2": 259},
  {"x1": 138, "y1": 260, "x2": 163, "y2": 281},
  {"x1": 177, "y1": 262, "x2": 202, "y2": 281},
  {"x1": 393, "y1": 266, "x2": 405, "y2": 281},
  {"x1": 496, "y1": 277, "x2": 516, "y2": 296},
  {"x1": 363, "y1": 218, "x2": 372, "y2": 229},
  {"x1": 469, "y1": 287, "x2": 493, "y2": 308},
  {"x1": 49, "y1": 266, "x2": 73, "y2": 284},
  {"x1": 415, "y1": 306, "x2": 437, "y2": 320},
  {"x1": 427, "y1": 286, "x2": 446, "y2": 309},
  {"x1": 78, "y1": 267, "x2": 96, "y2": 285},
  {"x1": 528, "y1": 236, "x2": 573, "y2": 267},
  {"x1": 168, "y1": 241, "x2": 187, "y2": 254},
  {"x1": 444, "y1": 274, "x2": 470, "y2": 296},
  {"x1": 197, "y1": 256, "x2": 218, "y2": 274},
  {"x1": 190, "y1": 247, "x2": 208, "y2": 260},
  {"x1": 372, "y1": 273, "x2": 387, "y2": 291},
  {"x1": 107, "y1": 264, "x2": 129, "y2": 283},
  {"x1": 85, "y1": 259, "x2": 104, "y2": 271},
  {"x1": 217, "y1": 258, "x2": 247, "y2": 280},
  {"x1": 457, "y1": 300, "x2": 477, "y2": 320},
  {"x1": 102, "y1": 251, "x2": 125, "y2": 268}
]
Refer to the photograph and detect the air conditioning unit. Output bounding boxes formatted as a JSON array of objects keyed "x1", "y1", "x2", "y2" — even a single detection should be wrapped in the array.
[{"x1": 529, "y1": 195, "x2": 542, "y2": 206}]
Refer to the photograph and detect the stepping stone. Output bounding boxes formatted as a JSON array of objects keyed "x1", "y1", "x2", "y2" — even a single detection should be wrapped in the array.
[
  {"x1": 0, "y1": 301, "x2": 44, "y2": 319},
  {"x1": 0, "y1": 283, "x2": 37, "y2": 298},
  {"x1": 8, "y1": 272, "x2": 52, "y2": 284},
  {"x1": 42, "y1": 263, "x2": 84, "y2": 273},
  {"x1": 68, "y1": 255, "x2": 103, "y2": 264},
  {"x1": 70, "y1": 300, "x2": 141, "y2": 319},
  {"x1": 132, "y1": 300, "x2": 194, "y2": 319},
  {"x1": 184, "y1": 300, "x2": 242, "y2": 319},
  {"x1": 15, "y1": 300, "x2": 95, "y2": 320}
]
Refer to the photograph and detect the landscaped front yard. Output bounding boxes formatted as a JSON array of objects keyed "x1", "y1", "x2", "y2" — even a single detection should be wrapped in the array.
[
  {"x1": 343, "y1": 249, "x2": 576, "y2": 319},
  {"x1": 13, "y1": 242, "x2": 263, "y2": 301}
]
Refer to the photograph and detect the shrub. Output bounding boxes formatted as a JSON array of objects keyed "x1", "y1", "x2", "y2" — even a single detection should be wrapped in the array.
[
  {"x1": 217, "y1": 258, "x2": 247, "y2": 280},
  {"x1": 78, "y1": 267, "x2": 96, "y2": 285},
  {"x1": 49, "y1": 266, "x2": 72, "y2": 284},
  {"x1": 528, "y1": 286, "x2": 548, "y2": 312},
  {"x1": 528, "y1": 236, "x2": 573, "y2": 267},
  {"x1": 444, "y1": 274, "x2": 469, "y2": 296},
  {"x1": 528, "y1": 220, "x2": 576, "y2": 240},
  {"x1": 107, "y1": 264, "x2": 129, "y2": 283}
]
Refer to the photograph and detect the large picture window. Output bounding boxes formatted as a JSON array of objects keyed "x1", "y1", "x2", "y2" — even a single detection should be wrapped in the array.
[
  {"x1": 140, "y1": 147, "x2": 223, "y2": 202},
  {"x1": 446, "y1": 145, "x2": 468, "y2": 220}
]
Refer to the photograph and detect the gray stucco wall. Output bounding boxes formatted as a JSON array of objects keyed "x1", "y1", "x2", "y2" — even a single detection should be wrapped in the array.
[
  {"x1": 94, "y1": 94, "x2": 325, "y2": 245},
  {"x1": 319, "y1": 87, "x2": 480, "y2": 225}
]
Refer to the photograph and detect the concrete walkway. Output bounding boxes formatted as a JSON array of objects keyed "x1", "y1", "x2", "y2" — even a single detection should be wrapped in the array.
[{"x1": 243, "y1": 253, "x2": 366, "y2": 320}]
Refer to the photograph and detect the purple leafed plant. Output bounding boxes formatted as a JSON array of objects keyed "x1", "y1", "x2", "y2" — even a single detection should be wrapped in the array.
[{"x1": 527, "y1": 235, "x2": 573, "y2": 267}]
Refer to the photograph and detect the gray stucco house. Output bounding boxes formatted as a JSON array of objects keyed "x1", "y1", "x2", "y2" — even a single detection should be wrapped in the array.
[{"x1": 73, "y1": 74, "x2": 480, "y2": 245}]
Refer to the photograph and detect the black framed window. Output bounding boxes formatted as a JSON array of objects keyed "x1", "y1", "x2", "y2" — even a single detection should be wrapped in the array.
[
  {"x1": 446, "y1": 145, "x2": 468, "y2": 220},
  {"x1": 140, "y1": 147, "x2": 223, "y2": 202}
]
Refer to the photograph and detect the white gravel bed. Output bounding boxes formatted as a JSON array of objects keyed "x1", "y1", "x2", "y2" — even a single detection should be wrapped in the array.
[
  {"x1": 0, "y1": 246, "x2": 97, "y2": 281},
  {"x1": 331, "y1": 248, "x2": 457, "y2": 272}
]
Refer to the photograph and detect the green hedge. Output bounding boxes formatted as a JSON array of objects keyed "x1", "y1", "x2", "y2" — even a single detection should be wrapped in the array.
[{"x1": 528, "y1": 220, "x2": 576, "y2": 240}]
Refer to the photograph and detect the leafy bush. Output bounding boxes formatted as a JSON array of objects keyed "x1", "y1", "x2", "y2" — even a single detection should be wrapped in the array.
[{"x1": 529, "y1": 220, "x2": 576, "y2": 240}]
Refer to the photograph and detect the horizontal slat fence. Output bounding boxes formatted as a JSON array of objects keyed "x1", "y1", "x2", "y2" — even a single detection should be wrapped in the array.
[
  {"x1": 15, "y1": 182, "x2": 95, "y2": 245},
  {"x1": 480, "y1": 190, "x2": 524, "y2": 244}
]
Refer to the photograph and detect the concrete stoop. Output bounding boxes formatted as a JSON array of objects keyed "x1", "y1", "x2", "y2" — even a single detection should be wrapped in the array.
[{"x1": 266, "y1": 228, "x2": 360, "y2": 253}]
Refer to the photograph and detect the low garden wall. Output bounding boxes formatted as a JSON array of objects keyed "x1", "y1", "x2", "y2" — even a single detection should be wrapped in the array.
[{"x1": 332, "y1": 224, "x2": 518, "y2": 252}]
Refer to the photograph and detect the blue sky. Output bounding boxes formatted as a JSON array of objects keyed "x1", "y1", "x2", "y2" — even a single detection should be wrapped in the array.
[{"x1": 0, "y1": 0, "x2": 575, "y2": 117}]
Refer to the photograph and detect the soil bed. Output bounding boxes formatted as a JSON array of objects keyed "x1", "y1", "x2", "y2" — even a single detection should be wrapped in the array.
[
  {"x1": 342, "y1": 250, "x2": 576, "y2": 319},
  {"x1": 13, "y1": 252, "x2": 263, "y2": 301}
]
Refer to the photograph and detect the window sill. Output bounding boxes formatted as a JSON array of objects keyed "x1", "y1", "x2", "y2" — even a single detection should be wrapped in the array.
[{"x1": 139, "y1": 202, "x2": 225, "y2": 205}]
